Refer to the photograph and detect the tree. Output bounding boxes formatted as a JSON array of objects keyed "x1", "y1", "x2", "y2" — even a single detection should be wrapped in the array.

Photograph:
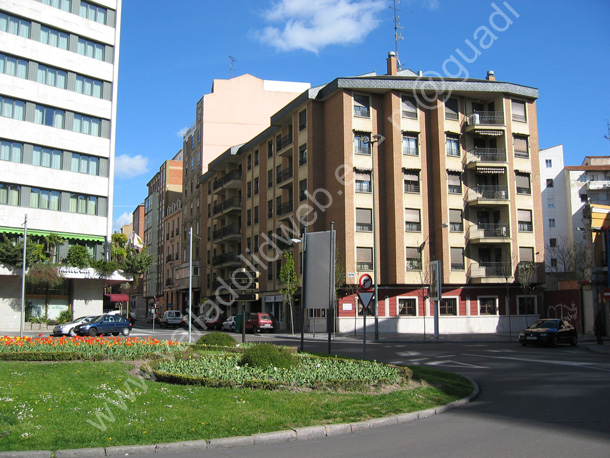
[
  {"x1": 279, "y1": 251, "x2": 299, "y2": 335},
  {"x1": 65, "y1": 245, "x2": 91, "y2": 268}
]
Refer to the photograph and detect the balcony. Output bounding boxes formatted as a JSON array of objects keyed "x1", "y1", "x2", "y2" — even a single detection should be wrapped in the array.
[
  {"x1": 464, "y1": 148, "x2": 507, "y2": 169},
  {"x1": 276, "y1": 200, "x2": 293, "y2": 218},
  {"x1": 212, "y1": 170, "x2": 242, "y2": 193},
  {"x1": 276, "y1": 166, "x2": 293, "y2": 187},
  {"x1": 212, "y1": 223, "x2": 241, "y2": 242},
  {"x1": 165, "y1": 254, "x2": 173, "y2": 262},
  {"x1": 467, "y1": 223, "x2": 510, "y2": 243},
  {"x1": 468, "y1": 262, "x2": 512, "y2": 283},
  {"x1": 586, "y1": 180, "x2": 610, "y2": 191},
  {"x1": 466, "y1": 185, "x2": 509, "y2": 205},
  {"x1": 212, "y1": 250, "x2": 241, "y2": 268},
  {"x1": 463, "y1": 111, "x2": 505, "y2": 136},
  {"x1": 212, "y1": 196, "x2": 242, "y2": 216},
  {"x1": 277, "y1": 134, "x2": 293, "y2": 156},
  {"x1": 165, "y1": 277, "x2": 174, "y2": 287}
]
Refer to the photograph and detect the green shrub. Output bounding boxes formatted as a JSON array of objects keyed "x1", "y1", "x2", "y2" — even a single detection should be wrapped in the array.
[
  {"x1": 240, "y1": 343, "x2": 297, "y2": 370},
  {"x1": 57, "y1": 309, "x2": 73, "y2": 324},
  {"x1": 196, "y1": 332, "x2": 237, "y2": 347}
]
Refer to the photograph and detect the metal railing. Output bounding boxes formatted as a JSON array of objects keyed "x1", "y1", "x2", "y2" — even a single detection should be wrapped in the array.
[
  {"x1": 276, "y1": 167, "x2": 293, "y2": 184},
  {"x1": 470, "y1": 185, "x2": 509, "y2": 200},
  {"x1": 466, "y1": 111, "x2": 504, "y2": 125},
  {"x1": 212, "y1": 170, "x2": 242, "y2": 190},
  {"x1": 467, "y1": 148, "x2": 507, "y2": 162}
]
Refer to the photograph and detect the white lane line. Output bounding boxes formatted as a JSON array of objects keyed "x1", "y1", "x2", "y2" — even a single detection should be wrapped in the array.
[{"x1": 463, "y1": 353, "x2": 610, "y2": 372}]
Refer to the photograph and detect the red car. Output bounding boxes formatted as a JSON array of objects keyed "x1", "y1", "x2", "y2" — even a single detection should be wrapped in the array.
[
  {"x1": 203, "y1": 314, "x2": 226, "y2": 331},
  {"x1": 244, "y1": 313, "x2": 275, "y2": 333}
]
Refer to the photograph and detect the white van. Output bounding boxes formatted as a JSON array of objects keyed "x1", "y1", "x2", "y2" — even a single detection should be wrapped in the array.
[{"x1": 159, "y1": 310, "x2": 184, "y2": 328}]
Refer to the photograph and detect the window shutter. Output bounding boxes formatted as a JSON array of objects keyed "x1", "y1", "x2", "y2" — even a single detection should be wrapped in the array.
[{"x1": 404, "y1": 208, "x2": 420, "y2": 222}]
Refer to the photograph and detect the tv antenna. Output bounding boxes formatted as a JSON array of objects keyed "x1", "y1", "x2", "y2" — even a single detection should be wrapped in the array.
[
  {"x1": 229, "y1": 56, "x2": 237, "y2": 79},
  {"x1": 605, "y1": 119, "x2": 610, "y2": 143},
  {"x1": 391, "y1": 0, "x2": 404, "y2": 70}
]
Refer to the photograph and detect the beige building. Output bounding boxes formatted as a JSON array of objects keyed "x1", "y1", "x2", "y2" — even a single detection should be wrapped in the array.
[{"x1": 199, "y1": 54, "x2": 545, "y2": 335}]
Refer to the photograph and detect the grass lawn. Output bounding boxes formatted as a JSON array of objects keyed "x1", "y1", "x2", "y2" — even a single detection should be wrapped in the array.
[{"x1": 0, "y1": 360, "x2": 472, "y2": 452}]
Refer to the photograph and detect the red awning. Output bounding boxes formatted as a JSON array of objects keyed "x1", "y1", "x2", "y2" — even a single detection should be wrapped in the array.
[{"x1": 105, "y1": 294, "x2": 130, "y2": 302}]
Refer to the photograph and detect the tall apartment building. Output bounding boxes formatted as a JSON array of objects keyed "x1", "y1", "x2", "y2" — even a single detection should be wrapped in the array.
[
  {"x1": 199, "y1": 54, "x2": 545, "y2": 335},
  {"x1": 176, "y1": 74, "x2": 309, "y2": 313},
  {"x1": 142, "y1": 151, "x2": 182, "y2": 310},
  {"x1": 0, "y1": 0, "x2": 122, "y2": 329}
]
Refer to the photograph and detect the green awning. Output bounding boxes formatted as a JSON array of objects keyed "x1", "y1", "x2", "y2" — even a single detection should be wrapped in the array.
[{"x1": 0, "y1": 227, "x2": 106, "y2": 242}]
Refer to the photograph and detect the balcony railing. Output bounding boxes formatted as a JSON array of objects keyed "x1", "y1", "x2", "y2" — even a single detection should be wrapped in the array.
[
  {"x1": 469, "y1": 262, "x2": 512, "y2": 278},
  {"x1": 469, "y1": 223, "x2": 510, "y2": 239},
  {"x1": 466, "y1": 111, "x2": 504, "y2": 126},
  {"x1": 276, "y1": 167, "x2": 293, "y2": 184},
  {"x1": 212, "y1": 250, "x2": 239, "y2": 266},
  {"x1": 469, "y1": 185, "x2": 509, "y2": 200},
  {"x1": 276, "y1": 200, "x2": 293, "y2": 216},
  {"x1": 212, "y1": 170, "x2": 242, "y2": 190},
  {"x1": 277, "y1": 134, "x2": 293, "y2": 151},
  {"x1": 212, "y1": 196, "x2": 242, "y2": 215},
  {"x1": 212, "y1": 223, "x2": 240, "y2": 240},
  {"x1": 466, "y1": 148, "x2": 507, "y2": 163}
]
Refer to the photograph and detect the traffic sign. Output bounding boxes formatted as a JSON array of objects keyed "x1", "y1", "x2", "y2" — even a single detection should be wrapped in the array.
[
  {"x1": 236, "y1": 293, "x2": 259, "y2": 301},
  {"x1": 359, "y1": 274, "x2": 373, "y2": 290},
  {"x1": 357, "y1": 291, "x2": 374, "y2": 310}
]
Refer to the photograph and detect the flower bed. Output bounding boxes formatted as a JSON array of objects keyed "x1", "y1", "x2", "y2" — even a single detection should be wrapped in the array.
[
  {"x1": 0, "y1": 335, "x2": 186, "y2": 360},
  {"x1": 152, "y1": 354, "x2": 411, "y2": 391}
]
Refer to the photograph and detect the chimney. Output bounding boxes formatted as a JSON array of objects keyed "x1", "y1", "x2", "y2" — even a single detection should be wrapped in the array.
[
  {"x1": 387, "y1": 51, "x2": 398, "y2": 76},
  {"x1": 486, "y1": 70, "x2": 496, "y2": 81}
]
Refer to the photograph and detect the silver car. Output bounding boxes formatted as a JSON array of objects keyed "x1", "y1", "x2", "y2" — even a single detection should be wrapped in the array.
[{"x1": 52, "y1": 315, "x2": 98, "y2": 336}]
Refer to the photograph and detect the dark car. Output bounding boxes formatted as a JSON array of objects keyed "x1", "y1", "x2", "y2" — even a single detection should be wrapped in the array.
[
  {"x1": 245, "y1": 312, "x2": 275, "y2": 333},
  {"x1": 73, "y1": 314, "x2": 133, "y2": 337},
  {"x1": 519, "y1": 319, "x2": 577, "y2": 347},
  {"x1": 203, "y1": 314, "x2": 226, "y2": 331}
]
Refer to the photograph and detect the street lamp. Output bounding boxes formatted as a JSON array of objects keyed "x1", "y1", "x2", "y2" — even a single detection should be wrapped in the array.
[
  {"x1": 188, "y1": 226, "x2": 202, "y2": 344},
  {"x1": 369, "y1": 134, "x2": 383, "y2": 341}
]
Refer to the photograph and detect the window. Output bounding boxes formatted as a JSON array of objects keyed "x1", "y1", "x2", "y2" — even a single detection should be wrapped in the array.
[
  {"x1": 246, "y1": 209, "x2": 251, "y2": 226},
  {"x1": 511, "y1": 100, "x2": 526, "y2": 122},
  {"x1": 580, "y1": 194, "x2": 588, "y2": 202},
  {"x1": 398, "y1": 298, "x2": 417, "y2": 316},
  {"x1": 299, "y1": 179, "x2": 307, "y2": 202},
  {"x1": 40, "y1": 26, "x2": 68, "y2": 50},
  {"x1": 449, "y1": 209, "x2": 463, "y2": 232},
  {"x1": 254, "y1": 149, "x2": 259, "y2": 166},
  {"x1": 267, "y1": 169, "x2": 273, "y2": 188},
  {"x1": 549, "y1": 238, "x2": 557, "y2": 248},
  {"x1": 551, "y1": 258, "x2": 558, "y2": 268},
  {"x1": 37, "y1": 64, "x2": 67, "y2": 89},
  {"x1": 33, "y1": 146, "x2": 62, "y2": 170},
  {"x1": 0, "y1": 53, "x2": 28, "y2": 79},
  {"x1": 518, "y1": 296, "x2": 536, "y2": 314},
  {"x1": 450, "y1": 247, "x2": 464, "y2": 270},
  {"x1": 77, "y1": 37, "x2": 105, "y2": 61},
  {"x1": 0, "y1": 13, "x2": 31, "y2": 38},
  {"x1": 446, "y1": 135, "x2": 460, "y2": 157},
  {"x1": 440, "y1": 298, "x2": 457, "y2": 315},
  {"x1": 34, "y1": 105, "x2": 64, "y2": 128},
  {"x1": 405, "y1": 208, "x2": 421, "y2": 232},
  {"x1": 247, "y1": 154, "x2": 252, "y2": 170},
  {"x1": 546, "y1": 178, "x2": 554, "y2": 188},
  {"x1": 357, "y1": 247, "x2": 373, "y2": 271},
  {"x1": 0, "y1": 96, "x2": 25, "y2": 121},
  {"x1": 246, "y1": 181, "x2": 251, "y2": 198},
  {"x1": 514, "y1": 136, "x2": 529, "y2": 158},
  {"x1": 267, "y1": 140, "x2": 273, "y2": 158},
  {"x1": 516, "y1": 172, "x2": 531, "y2": 194},
  {"x1": 254, "y1": 177, "x2": 259, "y2": 195},
  {"x1": 445, "y1": 98, "x2": 459, "y2": 120},
  {"x1": 479, "y1": 297, "x2": 497, "y2": 315},
  {"x1": 0, "y1": 141, "x2": 23, "y2": 163},
  {"x1": 402, "y1": 134, "x2": 418, "y2": 156},
  {"x1": 549, "y1": 218, "x2": 555, "y2": 228},
  {"x1": 70, "y1": 153, "x2": 98, "y2": 175},
  {"x1": 354, "y1": 133, "x2": 371, "y2": 155},
  {"x1": 518, "y1": 209, "x2": 533, "y2": 232},
  {"x1": 69, "y1": 193, "x2": 98, "y2": 214},
  {"x1": 29, "y1": 188, "x2": 59, "y2": 210},
  {"x1": 545, "y1": 159, "x2": 552, "y2": 168},
  {"x1": 72, "y1": 114, "x2": 100, "y2": 136},
  {"x1": 448, "y1": 172, "x2": 462, "y2": 194},
  {"x1": 356, "y1": 208, "x2": 372, "y2": 232},
  {"x1": 299, "y1": 144, "x2": 307, "y2": 165},
  {"x1": 403, "y1": 170, "x2": 420, "y2": 193},
  {"x1": 267, "y1": 200, "x2": 273, "y2": 218},
  {"x1": 353, "y1": 94, "x2": 370, "y2": 117},
  {"x1": 42, "y1": 0, "x2": 72, "y2": 12},
  {"x1": 519, "y1": 247, "x2": 534, "y2": 264},
  {"x1": 299, "y1": 109, "x2": 307, "y2": 130},
  {"x1": 0, "y1": 183, "x2": 20, "y2": 206},
  {"x1": 355, "y1": 171, "x2": 371, "y2": 193},
  {"x1": 254, "y1": 205, "x2": 259, "y2": 224},
  {"x1": 79, "y1": 1, "x2": 107, "y2": 24},
  {"x1": 401, "y1": 96, "x2": 417, "y2": 119},
  {"x1": 406, "y1": 247, "x2": 422, "y2": 271}
]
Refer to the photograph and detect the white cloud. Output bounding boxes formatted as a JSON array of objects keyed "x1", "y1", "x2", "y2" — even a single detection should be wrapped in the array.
[
  {"x1": 114, "y1": 154, "x2": 149, "y2": 178},
  {"x1": 176, "y1": 127, "x2": 189, "y2": 138},
  {"x1": 255, "y1": 0, "x2": 386, "y2": 53},
  {"x1": 113, "y1": 211, "x2": 132, "y2": 232},
  {"x1": 405, "y1": 0, "x2": 440, "y2": 11}
]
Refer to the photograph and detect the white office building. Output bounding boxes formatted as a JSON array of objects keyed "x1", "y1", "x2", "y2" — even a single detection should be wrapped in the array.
[{"x1": 0, "y1": 0, "x2": 123, "y2": 330}]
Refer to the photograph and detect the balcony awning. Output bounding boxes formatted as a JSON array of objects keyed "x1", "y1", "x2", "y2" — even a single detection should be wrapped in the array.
[
  {"x1": 477, "y1": 166, "x2": 505, "y2": 174},
  {"x1": 105, "y1": 294, "x2": 129, "y2": 302},
  {"x1": 475, "y1": 130, "x2": 504, "y2": 136},
  {"x1": 0, "y1": 226, "x2": 105, "y2": 242}
]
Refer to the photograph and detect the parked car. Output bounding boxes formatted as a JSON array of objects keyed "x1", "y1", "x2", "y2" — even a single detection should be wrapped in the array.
[
  {"x1": 52, "y1": 316, "x2": 99, "y2": 337},
  {"x1": 222, "y1": 316, "x2": 236, "y2": 332},
  {"x1": 204, "y1": 314, "x2": 226, "y2": 331},
  {"x1": 245, "y1": 312, "x2": 275, "y2": 333},
  {"x1": 519, "y1": 319, "x2": 577, "y2": 347},
  {"x1": 73, "y1": 314, "x2": 133, "y2": 337},
  {"x1": 158, "y1": 310, "x2": 185, "y2": 328}
]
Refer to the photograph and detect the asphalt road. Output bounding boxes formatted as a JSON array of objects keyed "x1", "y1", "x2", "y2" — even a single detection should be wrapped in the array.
[{"x1": 148, "y1": 335, "x2": 610, "y2": 458}]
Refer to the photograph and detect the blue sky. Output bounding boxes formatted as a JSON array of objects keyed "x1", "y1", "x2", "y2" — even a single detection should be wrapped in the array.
[{"x1": 112, "y1": 0, "x2": 610, "y2": 229}]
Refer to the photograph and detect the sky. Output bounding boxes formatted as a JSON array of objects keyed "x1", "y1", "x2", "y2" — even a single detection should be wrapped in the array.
[{"x1": 112, "y1": 0, "x2": 610, "y2": 230}]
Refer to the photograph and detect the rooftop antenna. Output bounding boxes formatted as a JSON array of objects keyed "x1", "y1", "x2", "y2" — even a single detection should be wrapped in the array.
[
  {"x1": 229, "y1": 56, "x2": 237, "y2": 79},
  {"x1": 392, "y1": 0, "x2": 404, "y2": 70},
  {"x1": 605, "y1": 119, "x2": 610, "y2": 143}
]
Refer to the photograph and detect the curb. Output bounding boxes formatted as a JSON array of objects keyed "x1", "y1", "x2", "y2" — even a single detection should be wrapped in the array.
[{"x1": 0, "y1": 377, "x2": 480, "y2": 458}]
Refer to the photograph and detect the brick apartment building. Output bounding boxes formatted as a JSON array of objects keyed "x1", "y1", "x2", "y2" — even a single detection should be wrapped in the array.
[{"x1": 198, "y1": 54, "x2": 545, "y2": 335}]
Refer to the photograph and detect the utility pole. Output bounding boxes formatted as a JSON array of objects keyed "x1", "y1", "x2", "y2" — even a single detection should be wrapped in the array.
[{"x1": 229, "y1": 56, "x2": 237, "y2": 79}]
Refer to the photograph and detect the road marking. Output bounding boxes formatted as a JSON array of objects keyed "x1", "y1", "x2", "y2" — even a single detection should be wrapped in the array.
[
  {"x1": 426, "y1": 360, "x2": 489, "y2": 369},
  {"x1": 463, "y1": 353, "x2": 610, "y2": 372}
]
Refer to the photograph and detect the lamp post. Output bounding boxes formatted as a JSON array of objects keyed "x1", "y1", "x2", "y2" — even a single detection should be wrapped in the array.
[
  {"x1": 369, "y1": 134, "x2": 382, "y2": 341},
  {"x1": 20, "y1": 214, "x2": 27, "y2": 338},
  {"x1": 188, "y1": 226, "x2": 202, "y2": 344}
]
